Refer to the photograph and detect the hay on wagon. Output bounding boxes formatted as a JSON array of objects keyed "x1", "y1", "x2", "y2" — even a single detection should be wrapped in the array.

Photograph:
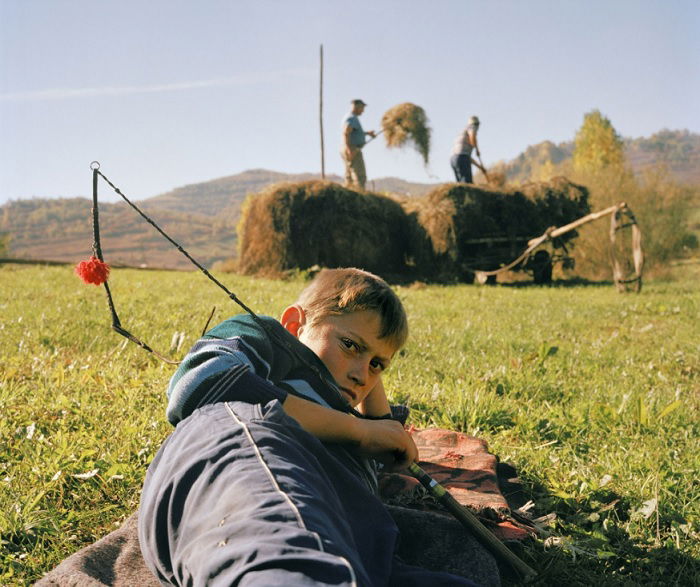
[
  {"x1": 405, "y1": 177, "x2": 590, "y2": 279},
  {"x1": 381, "y1": 103, "x2": 431, "y2": 165}
]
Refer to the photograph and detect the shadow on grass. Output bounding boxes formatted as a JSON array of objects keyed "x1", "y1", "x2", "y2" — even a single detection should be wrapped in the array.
[
  {"x1": 503, "y1": 473, "x2": 700, "y2": 586},
  {"x1": 378, "y1": 271, "x2": 616, "y2": 289},
  {"x1": 496, "y1": 277, "x2": 615, "y2": 289}
]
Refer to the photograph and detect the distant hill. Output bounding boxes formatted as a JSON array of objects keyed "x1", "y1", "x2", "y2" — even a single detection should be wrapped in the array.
[
  {"x1": 0, "y1": 172, "x2": 436, "y2": 269},
  {"x1": 0, "y1": 197, "x2": 239, "y2": 270},
  {"x1": 625, "y1": 129, "x2": 700, "y2": 185},
  {"x1": 141, "y1": 169, "x2": 434, "y2": 218},
  {"x1": 500, "y1": 129, "x2": 700, "y2": 185},
  {"x1": 2, "y1": 129, "x2": 697, "y2": 270}
]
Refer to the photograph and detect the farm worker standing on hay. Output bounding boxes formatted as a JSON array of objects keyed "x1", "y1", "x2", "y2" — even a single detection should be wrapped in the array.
[
  {"x1": 451, "y1": 115, "x2": 486, "y2": 184},
  {"x1": 138, "y1": 268, "x2": 478, "y2": 586},
  {"x1": 342, "y1": 98, "x2": 377, "y2": 190}
]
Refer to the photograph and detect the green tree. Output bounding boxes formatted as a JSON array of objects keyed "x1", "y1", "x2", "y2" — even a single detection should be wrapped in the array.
[{"x1": 573, "y1": 109, "x2": 625, "y2": 173}]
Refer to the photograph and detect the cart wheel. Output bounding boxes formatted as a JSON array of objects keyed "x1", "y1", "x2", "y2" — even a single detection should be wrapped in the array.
[{"x1": 532, "y1": 250, "x2": 553, "y2": 284}]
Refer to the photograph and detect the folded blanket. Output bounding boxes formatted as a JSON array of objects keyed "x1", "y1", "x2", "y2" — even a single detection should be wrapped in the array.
[
  {"x1": 379, "y1": 428, "x2": 533, "y2": 541},
  {"x1": 38, "y1": 428, "x2": 531, "y2": 586},
  {"x1": 36, "y1": 512, "x2": 158, "y2": 587}
]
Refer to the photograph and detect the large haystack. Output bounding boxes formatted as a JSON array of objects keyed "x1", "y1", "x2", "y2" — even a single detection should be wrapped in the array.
[
  {"x1": 405, "y1": 177, "x2": 590, "y2": 278},
  {"x1": 237, "y1": 181, "x2": 411, "y2": 278}
]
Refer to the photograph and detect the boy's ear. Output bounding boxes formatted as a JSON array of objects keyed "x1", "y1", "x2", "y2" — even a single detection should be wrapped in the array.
[{"x1": 281, "y1": 304, "x2": 306, "y2": 338}]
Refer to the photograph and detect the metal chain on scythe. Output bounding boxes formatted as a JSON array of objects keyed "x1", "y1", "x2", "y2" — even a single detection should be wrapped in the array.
[
  {"x1": 470, "y1": 202, "x2": 644, "y2": 289},
  {"x1": 87, "y1": 162, "x2": 354, "y2": 412}
]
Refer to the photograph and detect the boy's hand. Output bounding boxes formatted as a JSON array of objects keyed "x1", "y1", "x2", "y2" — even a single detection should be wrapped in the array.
[{"x1": 354, "y1": 418, "x2": 418, "y2": 471}]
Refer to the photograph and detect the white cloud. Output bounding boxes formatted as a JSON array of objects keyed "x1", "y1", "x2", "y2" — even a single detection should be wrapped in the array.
[{"x1": 0, "y1": 68, "x2": 313, "y2": 102}]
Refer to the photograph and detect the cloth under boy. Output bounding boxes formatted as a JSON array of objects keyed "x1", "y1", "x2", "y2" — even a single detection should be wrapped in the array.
[{"x1": 138, "y1": 314, "x2": 477, "y2": 586}]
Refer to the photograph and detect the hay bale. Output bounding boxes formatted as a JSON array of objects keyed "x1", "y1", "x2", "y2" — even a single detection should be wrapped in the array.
[
  {"x1": 422, "y1": 178, "x2": 589, "y2": 242},
  {"x1": 237, "y1": 181, "x2": 412, "y2": 278},
  {"x1": 408, "y1": 178, "x2": 590, "y2": 277},
  {"x1": 236, "y1": 177, "x2": 589, "y2": 283},
  {"x1": 381, "y1": 103, "x2": 431, "y2": 165},
  {"x1": 405, "y1": 183, "x2": 514, "y2": 279}
]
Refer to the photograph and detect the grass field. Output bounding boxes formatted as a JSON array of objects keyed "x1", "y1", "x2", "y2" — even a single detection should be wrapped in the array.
[{"x1": 1, "y1": 263, "x2": 698, "y2": 585}]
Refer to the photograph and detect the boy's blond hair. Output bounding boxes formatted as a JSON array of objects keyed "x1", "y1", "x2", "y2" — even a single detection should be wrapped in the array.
[{"x1": 296, "y1": 268, "x2": 408, "y2": 350}]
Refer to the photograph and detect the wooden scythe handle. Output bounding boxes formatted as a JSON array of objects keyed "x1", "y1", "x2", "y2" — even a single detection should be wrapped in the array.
[{"x1": 408, "y1": 463, "x2": 538, "y2": 582}]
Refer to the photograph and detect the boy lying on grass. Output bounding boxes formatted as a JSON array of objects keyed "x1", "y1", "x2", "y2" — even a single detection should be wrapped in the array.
[{"x1": 138, "y1": 268, "x2": 477, "y2": 585}]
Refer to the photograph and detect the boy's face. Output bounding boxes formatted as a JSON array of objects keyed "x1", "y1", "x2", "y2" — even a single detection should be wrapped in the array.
[{"x1": 296, "y1": 310, "x2": 396, "y2": 407}]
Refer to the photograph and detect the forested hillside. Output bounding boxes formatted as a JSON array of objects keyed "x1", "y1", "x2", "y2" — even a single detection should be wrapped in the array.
[
  {"x1": 0, "y1": 197, "x2": 238, "y2": 269},
  {"x1": 499, "y1": 129, "x2": 700, "y2": 185}
]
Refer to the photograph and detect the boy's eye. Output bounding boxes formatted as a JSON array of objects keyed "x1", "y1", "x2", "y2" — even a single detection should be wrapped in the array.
[
  {"x1": 341, "y1": 338, "x2": 357, "y2": 351},
  {"x1": 370, "y1": 359, "x2": 386, "y2": 372}
]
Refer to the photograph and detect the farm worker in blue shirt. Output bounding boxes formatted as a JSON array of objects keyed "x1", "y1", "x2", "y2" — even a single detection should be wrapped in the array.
[
  {"x1": 342, "y1": 99, "x2": 377, "y2": 190},
  {"x1": 451, "y1": 115, "x2": 487, "y2": 184},
  {"x1": 138, "y1": 267, "x2": 477, "y2": 586}
]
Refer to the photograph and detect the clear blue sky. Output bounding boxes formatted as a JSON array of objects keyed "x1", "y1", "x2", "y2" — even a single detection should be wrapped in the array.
[{"x1": 1, "y1": 0, "x2": 698, "y2": 204}]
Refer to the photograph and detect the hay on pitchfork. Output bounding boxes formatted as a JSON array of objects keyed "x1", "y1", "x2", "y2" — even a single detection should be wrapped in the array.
[{"x1": 381, "y1": 103, "x2": 431, "y2": 165}]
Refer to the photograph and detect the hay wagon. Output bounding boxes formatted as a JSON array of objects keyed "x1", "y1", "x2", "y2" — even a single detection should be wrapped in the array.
[
  {"x1": 237, "y1": 177, "x2": 642, "y2": 290},
  {"x1": 405, "y1": 177, "x2": 591, "y2": 284}
]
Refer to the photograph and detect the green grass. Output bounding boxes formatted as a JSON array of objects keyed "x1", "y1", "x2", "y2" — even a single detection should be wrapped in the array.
[{"x1": 1, "y1": 263, "x2": 698, "y2": 585}]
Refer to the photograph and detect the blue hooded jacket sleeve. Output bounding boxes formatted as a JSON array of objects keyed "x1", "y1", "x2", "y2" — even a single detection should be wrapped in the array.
[{"x1": 166, "y1": 314, "x2": 348, "y2": 425}]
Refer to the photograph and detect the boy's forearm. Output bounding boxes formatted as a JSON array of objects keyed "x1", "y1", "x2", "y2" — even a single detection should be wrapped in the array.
[
  {"x1": 282, "y1": 394, "x2": 418, "y2": 470},
  {"x1": 283, "y1": 394, "x2": 362, "y2": 445}
]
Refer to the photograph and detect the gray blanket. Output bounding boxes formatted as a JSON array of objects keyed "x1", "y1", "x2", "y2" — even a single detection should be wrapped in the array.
[{"x1": 37, "y1": 506, "x2": 500, "y2": 586}]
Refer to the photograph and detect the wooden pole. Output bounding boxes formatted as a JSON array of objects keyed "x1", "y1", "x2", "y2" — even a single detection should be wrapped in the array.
[
  {"x1": 527, "y1": 203, "x2": 622, "y2": 246},
  {"x1": 319, "y1": 44, "x2": 325, "y2": 179}
]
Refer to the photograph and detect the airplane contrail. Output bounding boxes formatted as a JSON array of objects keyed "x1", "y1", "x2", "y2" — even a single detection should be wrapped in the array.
[{"x1": 0, "y1": 68, "x2": 313, "y2": 102}]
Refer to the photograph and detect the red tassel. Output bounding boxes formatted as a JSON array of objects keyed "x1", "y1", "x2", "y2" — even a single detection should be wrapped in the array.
[{"x1": 75, "y1": 256, "x2": 110, "y2": 285}]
